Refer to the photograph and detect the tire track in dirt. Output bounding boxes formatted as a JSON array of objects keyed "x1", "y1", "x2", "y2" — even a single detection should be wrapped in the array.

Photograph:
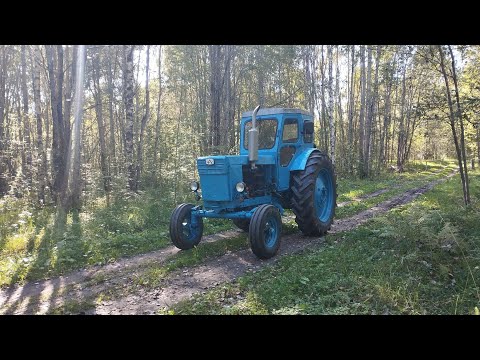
[{"x1": 0, "y1": 169, "x2": 456, "y2": 315}]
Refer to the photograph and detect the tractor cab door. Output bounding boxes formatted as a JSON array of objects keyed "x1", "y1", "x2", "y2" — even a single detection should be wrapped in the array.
[{"x1": 277, "y1": 116, "x2": 300, "y2": 191}]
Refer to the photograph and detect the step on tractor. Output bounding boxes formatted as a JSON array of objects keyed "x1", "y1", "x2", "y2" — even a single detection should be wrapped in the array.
[{"x1": 169, "y1": 106, "x2": 337, "y2": 259}]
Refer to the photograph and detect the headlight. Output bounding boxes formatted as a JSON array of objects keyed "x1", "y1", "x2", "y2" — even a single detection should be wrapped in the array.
[
  {"x1": 236, "y1": 182, "x2": 246, "y2": 193},
  {"x1": 190, "y1": 181, "x2": 199, "y2": 191}
]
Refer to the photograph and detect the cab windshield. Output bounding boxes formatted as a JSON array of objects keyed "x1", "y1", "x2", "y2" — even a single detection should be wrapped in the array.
[{"x1": 243, "y1": 119, "x2": 278, "y2": 150}]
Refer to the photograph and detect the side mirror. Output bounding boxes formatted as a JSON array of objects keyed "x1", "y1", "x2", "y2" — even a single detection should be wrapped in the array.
[{"x1": 304, "y1": 121, "x2": 314, "y2": 134}]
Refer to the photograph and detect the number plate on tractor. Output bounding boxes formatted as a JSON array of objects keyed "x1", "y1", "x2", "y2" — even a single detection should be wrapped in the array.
[{"x1": 206, "y1": 158, "x2": 215, "y2": 165}]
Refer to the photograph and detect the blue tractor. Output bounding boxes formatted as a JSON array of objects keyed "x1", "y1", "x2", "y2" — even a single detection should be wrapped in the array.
[{"x1": 169, "y1": 106, "x2": 337, "y2": 259}]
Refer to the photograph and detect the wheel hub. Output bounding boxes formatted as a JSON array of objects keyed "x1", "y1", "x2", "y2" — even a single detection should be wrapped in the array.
[
  {"x1": 264, "y1": 217, "x2": 278, "y2": 248},
  {"x1": 314, "y1": 169, "x2": 334, "y2": 223}
]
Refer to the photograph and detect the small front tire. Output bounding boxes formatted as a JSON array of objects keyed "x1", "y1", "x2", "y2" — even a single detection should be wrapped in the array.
[
  {"x1": 249, "y1": 204, "x2": 282, "y2": 259},
  {"x1": 169, "y1": 203, "x2": 203, "y2": 250}
]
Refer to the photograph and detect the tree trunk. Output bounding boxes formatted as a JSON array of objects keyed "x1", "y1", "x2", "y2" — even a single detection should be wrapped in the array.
[
  {"x1": 106, "y1": 46, "x2": 117, "y2": 175},
  {"x1": 363, "y1": 46, "x2": 373, "y2": 177},
  {"x1": 397, "y1": 53, "x2": 407, "y2": 172},
  {"x1": 379, "y1": 49, "x2": 396, "y2": 169},
  {"x1": 63, "y1": 46, "x2": 75, "y2": 148},
  {"x1": 358, "y1": 45, "x2": 366, "y2": 177},
  {"x1": 477, "y1": 125, "x2": 480, "y2": 166},
  {"x1": 123, "y1": 45, "x2": 136, "y2": 191},
  {"x1": 319, "y1": 45, "x2": 329, "y2": 151},
  {"x1": 438, "y1": 45, "x2": 469, "y2": 206},
  {"x1": 448, "y1": 45, "x2": 470, "y2": 204},
  {"x1": 209, "y1": 45, "x2": 222, "y2": 149},
  {"x1": 223, "y1": 45, "x2": 233, "y2": 151},
  {"x1": 389, "y1": 62, "x2": 400, "y2": 166},
  {"x1": 92, "y1": 47, "x2": 110, "y2": 196},
  {"x1": 304, "y1": 46, "x2": 315, "y2": 114},
  {"x1": 64, "y1": 45, "x2": 86, "y2": 210},
  {"x1": 256, "y1": 45, "x2": 265, "y2": 107},
  {"x1": 153, "y1": 45, "x2": 162, "y2": 184},
  {"x1": 135, "y1": 45, "x2": 150, "y2": 191},
  {"x1": 21, "y1": 45, "x2": 32, "y2": 187},
  {"x1": 46, "y1": 45, "x2": 68, "y2": 202},
  {"x1": 347, "y1": 45, "x2": 355, "y2": 174},
  {"x1": 366, "y1": 46, "x2": 381, "y2": 176},
  {"x1": 0, "y1": 45, "x2": 8, "y2": 195},
  {"x1": 405, "y1": 92, "x2": 420, "y2": 162},
  {"x1": 15, "y1": 74, "x2": 24, "y2": 185},
  {"x1": 228, "y1": 46, "x2": 237, "y2": 151},
  {"x1": 31, "y1": 46, "x2": 46, "y2": 205},
  {"x1": 327, "y1": 45, "x2": 335, "y2": 165},
  {"x1": 335, "y1": 45, "x2": 344, "y2": 170}
]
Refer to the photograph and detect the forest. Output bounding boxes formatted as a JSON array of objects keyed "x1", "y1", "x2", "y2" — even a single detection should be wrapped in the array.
[{"x1": 0, "y1": 45, "x2": 479, "y2": 315}]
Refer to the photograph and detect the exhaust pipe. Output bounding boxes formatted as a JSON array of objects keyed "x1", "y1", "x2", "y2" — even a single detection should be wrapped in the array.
[{"x1": 248, "y1": 105, "x2": 261, "y2": 169}]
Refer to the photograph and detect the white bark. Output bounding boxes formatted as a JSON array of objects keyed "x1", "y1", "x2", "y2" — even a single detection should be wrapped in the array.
[
  {"x1": 66, "y1": 45, "x2": 86, "y2": 209},
  {"x1": 327, "y1": 45, "x2": 335, "y2": 165}
]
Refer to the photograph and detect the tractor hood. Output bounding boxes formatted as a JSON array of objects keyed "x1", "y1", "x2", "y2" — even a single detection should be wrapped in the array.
[{"x1": 197, "y1": 155, "x2": 274, "y2": 203}]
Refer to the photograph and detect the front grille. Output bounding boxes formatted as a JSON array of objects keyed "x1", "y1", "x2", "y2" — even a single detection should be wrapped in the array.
[{"x1": 197, "y1": 157, "x2": 228, "y2": 175}]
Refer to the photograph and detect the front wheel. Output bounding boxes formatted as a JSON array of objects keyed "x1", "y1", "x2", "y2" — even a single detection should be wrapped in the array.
[
  {"x1": 169, "y1": 203, "x2": 203, "y2": 250},
  {"x1": 249, "y1": 204, "x2": 282, "y2": 259}
]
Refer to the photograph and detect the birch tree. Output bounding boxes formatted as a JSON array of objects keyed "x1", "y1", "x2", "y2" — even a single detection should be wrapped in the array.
[
  {"x1": 123, "y1": 45, "x2": 136, "y2": 191},
  {"x1": 64, "y1": 45, "x2": 86, "y2": 210},
  {"x1": 135, "y1": 45, "x2": 150, "y2": 190}
]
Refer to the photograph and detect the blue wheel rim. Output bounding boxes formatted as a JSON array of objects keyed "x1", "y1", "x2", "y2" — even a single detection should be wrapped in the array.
[
  {"x1": 264, "y1": 215, "x2": 279, "y2": 249},
  {"x1": 181, "y1": 214, "x2": 199, "y2": 242},
  {"x1": 314, "y1": 168, "x2": 334, "y2": 223}
]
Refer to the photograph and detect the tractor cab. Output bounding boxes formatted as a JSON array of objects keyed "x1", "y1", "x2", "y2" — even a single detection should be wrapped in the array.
[
  {"x1": 170, "y1": 106, "x2": 336, "y2": 260},
  {"x1": 239, "y1": 108, "x2": 314, "y2": 192}
]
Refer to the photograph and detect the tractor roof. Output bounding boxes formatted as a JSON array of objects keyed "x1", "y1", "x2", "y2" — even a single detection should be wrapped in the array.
[{"x1": 241, "y1": 108, "x2": 312, "y2": 118}]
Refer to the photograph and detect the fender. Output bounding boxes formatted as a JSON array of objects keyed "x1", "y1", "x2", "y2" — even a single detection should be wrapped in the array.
[{"x1": 289, "y1": 148, "x2": 322, "y2": 171}]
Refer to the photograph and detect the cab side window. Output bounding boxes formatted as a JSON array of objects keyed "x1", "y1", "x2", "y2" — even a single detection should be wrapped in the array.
[
  {"x1": 304, "y1": 120, "x2": 314, "y2": 143},
  {"x1": 282, "y1": 118, "x2": 298, "y2": 143}
]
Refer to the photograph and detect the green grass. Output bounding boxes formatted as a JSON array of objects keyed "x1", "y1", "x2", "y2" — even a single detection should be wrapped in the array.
[{"x1": 171, "y1": 166, "x2": 480, "y2": 315}]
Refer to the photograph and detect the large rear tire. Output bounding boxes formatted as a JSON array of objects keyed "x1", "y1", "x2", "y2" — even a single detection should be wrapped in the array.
[
  {"x1": 291, "y1": 151, "x2": 337, "y2": 236},
  {"x1": 233, "y1": 218, "x2": 250, "y2": 232},
  {"x1": 249, "y1": 204, "x2": 282, "y2": 259},
  {"x1": 169, "y1": 203, "x2": 203, "y2": 250}
]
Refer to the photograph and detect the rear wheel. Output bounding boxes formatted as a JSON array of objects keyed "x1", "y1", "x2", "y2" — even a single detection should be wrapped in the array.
[
  {"x1": 249, "y1": 204, "x2": 282, "y2": 259},
  {"x1": 169, "y1": 203, "x2": 203, "y2": 250},
  {"x1": 291, "y1": 151, "x2": 337, "y2": 236},
  {"x1": 233, "y1": 218, "x2": 250, "y2": 232}
]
